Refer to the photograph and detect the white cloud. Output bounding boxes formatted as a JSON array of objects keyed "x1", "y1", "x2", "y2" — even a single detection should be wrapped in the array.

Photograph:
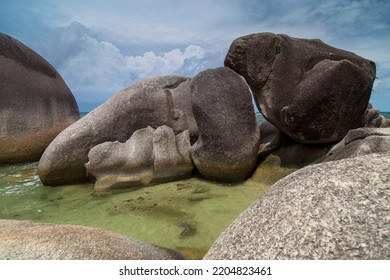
[
  {"x1": 125, "y1": 45, "x2": 206, "y2": 79},
  {"x1": 2, "y1": 0, "x2": 389, "y2": 110},
  {"x1": 48, "y1": 22, "x2": 215, "y2": 104}
]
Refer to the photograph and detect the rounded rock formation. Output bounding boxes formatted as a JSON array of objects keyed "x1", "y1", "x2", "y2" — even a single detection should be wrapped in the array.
[
  {"x1": 190, "y1": 67, "x2": 260, "y2": 182},
  {"x1": 0, "y1": 33, "x2": 79, "y2": 163},
  {"x1": 225, "y1": 32, "x2": 376, "y2": 144},
  {"x1": 86, "y1": 125, "x2": 194, "y2": 192},
  {"x1": 0, "y1": 219, "x2": 185, "y2": 260},
  {"x1": 38, "y1": 76, "x2": 196, "y2": 185},
  {"x1": 322, "y1": 127, "x2": 390, "y2": 162},
  {"x1": 205, "y1": 153, "x2": 390, "y2": 259}
]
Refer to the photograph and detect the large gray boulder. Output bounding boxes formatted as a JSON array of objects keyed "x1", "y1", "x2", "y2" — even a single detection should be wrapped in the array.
[
  {"x1": 190, "y1": 67, "x2": 260, "y2": 182},
  {"x1": 225, "y1": 33, "x2": 376, "y2": 144},
  {"x1": 0, "y1": 219, "x2": 185, "y2": 260},
  {"x1": 322, "y1": 127, "x2": 390, "y2": 162},
  {"x1": 86, "y1": 125, "x2": 194, "y2": 192},
  {"x1": 205, "y1": 153, "x2": 390, "y2": 259},
  {"x1": 0, "y1": 33, "x2": 79, "y2": 163},
  {"x1": 38, "y1": 76, "x2": 196, "y2": 185}
]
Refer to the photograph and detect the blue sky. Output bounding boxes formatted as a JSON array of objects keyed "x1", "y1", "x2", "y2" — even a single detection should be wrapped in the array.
[{"x1": 1, "y1": 0, "x2": 389, "y2": 112}]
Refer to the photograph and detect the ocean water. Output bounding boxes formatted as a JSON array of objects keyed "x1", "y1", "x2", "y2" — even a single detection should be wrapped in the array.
[
  {"x1": 0, "y1": 162, "x2": 271, "y2": 259},
  {"x1": 381, "y1": 112, "x2": 390, "y2": 119}
]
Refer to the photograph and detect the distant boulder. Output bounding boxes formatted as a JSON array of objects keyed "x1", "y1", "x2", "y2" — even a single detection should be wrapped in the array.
[
  {"x1": 38, "y1": 76, "x2": 196, "y2": 186},
  {"x1": 0, "y1": 219, "x2": 185, "y2": 260},
  {"x1": 86, "y1": 126, "x2": 194, "y2": 192},
  {"x1": 0, "y1": 33, "x2": 79, "y2": 163},
  {"x1": 363, "y1": 104, "x2": 390, "y2": 128},
  {"x1": 225, "y1": 32, "x2": 376, "y2": 144},
  {"x1": 190, "y1": 67, "x2": 260, "y2": 182},
  {"x1": 322, "y1": 127, "x2": 390, "y2": 162},
  {"x1": 205, "y1": 153, "x2": 390, "y2": 259}
]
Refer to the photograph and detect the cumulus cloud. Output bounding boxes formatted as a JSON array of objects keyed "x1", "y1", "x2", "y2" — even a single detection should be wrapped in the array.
[
  {"x1": 43, "y1": 22, "x2": 221, "y2": 107},
  {"x1": 1, "y1": 0, "x2": 389, "y2": 110},
  {"x1": 125, "y1": 45, "x2": 205, "y2": 78}
]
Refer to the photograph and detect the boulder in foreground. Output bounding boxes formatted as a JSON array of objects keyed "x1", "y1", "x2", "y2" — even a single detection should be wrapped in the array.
[
  {"x1": 205, "y1": 153, "x2": 390, "y2": 259},
  {"x1": 0, "y1": 219, "x2": 185, "y2": 260}
]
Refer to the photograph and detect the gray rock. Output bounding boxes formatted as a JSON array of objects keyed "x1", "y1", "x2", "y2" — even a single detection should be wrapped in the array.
[
  {"x1": 205, "y1": 153, "x2": 390, "y2": 259},
  {"x1": 258, "y1": 121, "x2": 331, "y2": 168},
  {"x1": 0, "y1": 219, "x2": 185, "y2": 260},
  {"x1": 225, "y1": 32, "x2": 375, "y2": 144},
  {"x1": 258, "y1": 121, "x2": 282, "y2": 158},
  {"x1": 0, "y1": 33, "x2": 79, "y2": 163},
  {"x1": 190, "y1": 67, "x2": 260, "y2": 182},
  {"x1": 363, "y1": 105, "x2": 390, "y2": 128},
  {"x1": 38, "y1": 76, "x2": 196, "y2": 185},
  {"x1": 86, "y1": 126, "x2": 194, "y2": 192},
  {"x1": 322, "y1": 127, "x2": 390, "y2": 162}
]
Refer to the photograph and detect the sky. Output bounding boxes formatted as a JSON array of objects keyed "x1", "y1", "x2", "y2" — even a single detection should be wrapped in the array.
[{"x1": 0, "y1": 0, "x2": 389, "y2": 112}]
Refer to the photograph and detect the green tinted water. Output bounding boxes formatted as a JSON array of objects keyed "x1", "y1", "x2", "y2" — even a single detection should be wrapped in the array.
[{"x1": 0, "y1": 162, "x2": 272, "y2": 259}]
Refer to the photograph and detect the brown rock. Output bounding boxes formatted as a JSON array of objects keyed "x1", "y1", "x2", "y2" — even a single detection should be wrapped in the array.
[
  {"x1": 190, "y1": 67, "x2": 260, "y2": 182},
  {"x1": 225, "y1": 32, "x2": 376, "y2": 144},
  {"x1": 0, "y1": 33, "x2": 79, "y2": 163}
]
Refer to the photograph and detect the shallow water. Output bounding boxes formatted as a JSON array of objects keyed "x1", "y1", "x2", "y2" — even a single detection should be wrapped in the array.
[{"x1": 0, "y1": 162, "x2": 270, "y2": 259}]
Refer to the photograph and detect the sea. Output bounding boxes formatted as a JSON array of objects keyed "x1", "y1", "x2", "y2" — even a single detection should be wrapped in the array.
[{"x1": 0, "y1": 111, "x2": 389, "y2": 259}]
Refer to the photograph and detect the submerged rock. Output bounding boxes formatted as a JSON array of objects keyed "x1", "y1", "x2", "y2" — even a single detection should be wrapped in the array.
[
  {"x1": 38, "y1": 76, "x2": 196, "y2": 186},
  {"x1": 0, "y1": 33, "x2": 79, "y2": 163},
  {"x1": 225, "y1": 32, "x2": 376, "y2": 144},
  {"x1": 0, "y1": 219, "x2": 185, "y2": 260},
  {"x1": 190, "y1": 67, "x2": 260, "y2": 182},
  {"x1": 86, "y1": 125, "x2": 194, "y2": 192},
  {"x1": 205, "y1": 153, "x2": 390, "y2": 259}
]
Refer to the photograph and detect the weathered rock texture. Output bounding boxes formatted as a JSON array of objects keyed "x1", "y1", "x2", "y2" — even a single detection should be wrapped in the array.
[
  {"x1": 322, "y1": 127, "x2": 390, "y2": 162},
  {"x1": 86, "y1": 125, "x2": 194, "y2": 192},
  {"x1": 258, "y1": 120, "x2": 331, "y2": 167},
  {"x1": 190, "y1": 67, "x2": 260, "y2": 182},
  {"x1": 38, "y1": 76, "x2": 196, "y2": 185},
  {"x1": 225, "y1": 32, "x2": 376, "y2": 144},
  {"x1": 363, "y1": 104, "x2": 390, "y2": 128},
  {"x1": 205, "y1": 153, "x2": 390, "y2": 259},
  {"x1": 0, "y1": 219, "x2": 185, "y2": 260},
  {"x1": 258, "y1": 120, "x2": 282, "y2": 159},
  {"x1": 0, "y1": 33, "x2": 79, "y2": 163}
]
